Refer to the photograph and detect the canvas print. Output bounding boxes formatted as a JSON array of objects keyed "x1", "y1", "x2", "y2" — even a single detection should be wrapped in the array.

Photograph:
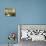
[
  {"x1": 18, "y1": 24, "x2": 46, "y2": 46},
  {"x1": 4, "y1": 8, "x2": 16, "y2": 16},
  {"x1": 18, "y1": 24, "x2": 46, "y2": 41}
]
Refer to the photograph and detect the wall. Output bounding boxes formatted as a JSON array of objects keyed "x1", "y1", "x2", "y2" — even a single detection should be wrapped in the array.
[{"x1": 0, "y1": 0, "x2": 46, "y2": 44}]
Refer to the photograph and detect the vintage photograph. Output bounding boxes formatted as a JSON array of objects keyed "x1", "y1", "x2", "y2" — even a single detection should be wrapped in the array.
[{"x1": 4, "y1": 8, "x2": 16, "y2": 16}]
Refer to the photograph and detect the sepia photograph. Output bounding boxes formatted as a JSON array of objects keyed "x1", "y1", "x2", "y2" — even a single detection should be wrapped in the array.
[{"x1": 4, "y1": 8, "x2": 16, "y2": 16}]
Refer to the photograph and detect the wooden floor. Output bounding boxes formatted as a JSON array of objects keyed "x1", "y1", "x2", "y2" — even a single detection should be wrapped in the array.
[
  {"x1": 0, "y1": 40, "x2": 46, "y2": 46},
  {"x1": 19, "y1": 40, "x2": 46, "y2": 46}
]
